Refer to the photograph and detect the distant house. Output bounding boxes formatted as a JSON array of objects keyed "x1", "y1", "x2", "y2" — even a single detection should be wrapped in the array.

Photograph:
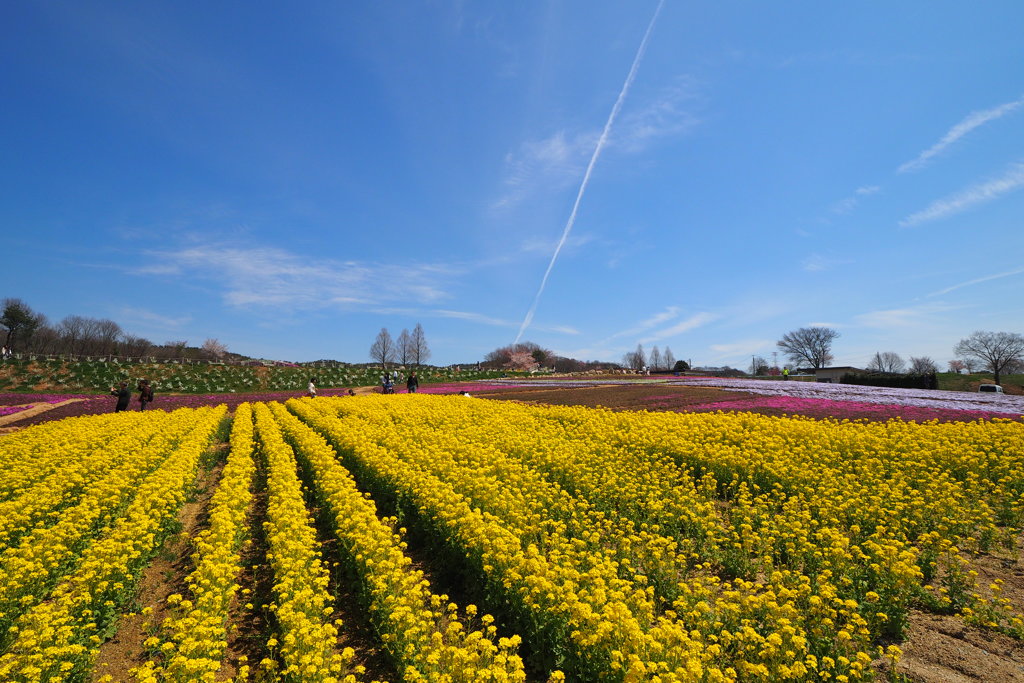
[{"x1": 814, "y1": 366, "x2": 865, "y2": 383}]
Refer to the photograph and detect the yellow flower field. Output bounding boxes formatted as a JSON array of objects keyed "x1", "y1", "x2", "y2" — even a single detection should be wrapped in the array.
[{"x1": 0, "y1": 394, "x2": 1020, "y2": 681}]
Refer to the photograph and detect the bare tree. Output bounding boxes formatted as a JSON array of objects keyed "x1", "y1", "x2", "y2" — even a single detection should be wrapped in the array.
[
  {"x1": 57, "y1": 315, "x2": 87, "y2": 355},
  {"x1": 622, "y1": 344, "x2": 646, "y2": 372},
  {"x1": 202, "y1": 338, "x2": 228, "y2": 359},
  {"x1": 1, "y1": 298, "x2": 45, "y2": 351},
  {"x1": 165, "y1": 340, "x2": 190, "y2": 359},
  {"x1": 749, "y1": 355, "x2": 769, "y2": 375},
  {"x1": 30, "y1": 324, "x2": 60, "y2": 354},
  {"x1": 410, "y1": 323, "x2": 431, "y2": 367},
  {"x1": 94, "y1": 319, "x2": 123, "y2": 356},
  {"x1": 664, "y1": 347, "x2": 676, "y2": 371},
  {"x1": 123, "y1": 335, "x2": 154, "y2": 358},
  {"x1": 649, "y1": 346, "x2": 662, "y2": 371},
  {"x1": 908, "y1": 356, "x2": 938, "y2": 374},
  {"x1": 77, "y1": 318, "x2": 105, "y2": 355},
  {"x1": 866, "y1": 351, "x2": 905, "y2": 374},
  {"x1": 396, "y1": 329, "x2": 412, "y2": 366},
  {"x1": 369, "y1": 328, "x2": 397, "y2": 368},
  {"x1": 954, "y1": 331, "x2": 1024, "y2": 386},
  {"x1": 776, "y1": 327, "x2": 839, "y2": 370}
]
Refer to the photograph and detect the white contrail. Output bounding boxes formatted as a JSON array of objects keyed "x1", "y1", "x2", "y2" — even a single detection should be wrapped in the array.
[{"x1": 514, "y1": 0, "x2": 665, "y2": 343}]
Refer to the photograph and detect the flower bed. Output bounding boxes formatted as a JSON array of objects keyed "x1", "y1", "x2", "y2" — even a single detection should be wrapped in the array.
[
  {"x1": 672, "y1": 377, "x2": 1024, "y2": 415},
  {"x1": 0, "y1": 393, "x2": 96, "y2": 406},
  {"x1": 0, "y1": 405, "x2": 31, "y2": 418},
  {"x1": 676, "y1": 395, "x2": 1009, "y2": 422}
]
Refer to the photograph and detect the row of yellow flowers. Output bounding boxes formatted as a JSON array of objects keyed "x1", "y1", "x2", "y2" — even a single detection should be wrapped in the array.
[
  {"x1": 324, "y1": 398, "x2": 855, "y2": 677},
  {"x1": 416, "y1": 399, "x2": 891, "y2": 663},
  {"x1": 0, "y1": 405, "x2": 226, "y2": 682},
  {"x1": 580, "y1": 408, "x2": 1021, "y2": 627},
  {"x1": 0, "y1": 412, "x2": 147, "y2": 544},
  {"x1": 294, "y1": 396, "x2": 708, "y2": 681},
  {"x1": 133, "y1": 403, "x2": 258, "y2": 682},
  {"x1": 305, "y1": 395, "x2": 1023, "y2": 680},
  {"x1": 423, "y1": 397, "x2": 1012, "y2": 640},
  {"x1": 251, "y1": 402, "x2": 360, "y2": 682},
  {"x1": 277, "y1": 400, "x2": 527, "y2": 682},
  {"x1": 0, "y1": 412, "x2": 131, "y2": 498},
  {"x1": 326, "y1": 396, "x2": 706, "y2": 605},
  {"x1": 0, "y1": 409, "x2": 212, "y2": 641}
]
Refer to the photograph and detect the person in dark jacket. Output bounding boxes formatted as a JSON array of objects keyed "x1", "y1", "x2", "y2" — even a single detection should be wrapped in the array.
[
  {"x1": 138, "y1": 379, "x2": 154, "y2": 410},
  {"x1": 406, "y1": 373, "x2": 418, "y2": 393},
  {"x1": 111, "y1": 381, "x2": 130, "y2": 412}
]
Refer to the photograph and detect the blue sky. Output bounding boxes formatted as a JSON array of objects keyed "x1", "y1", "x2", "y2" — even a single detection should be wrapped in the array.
[{"x1": 3, "y1": 2, "x2": 1023, "y2": 368}]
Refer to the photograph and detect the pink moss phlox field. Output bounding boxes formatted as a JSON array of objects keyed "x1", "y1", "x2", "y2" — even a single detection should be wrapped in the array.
[
  {"x1": 0, "y1": 405, "x2": 31, "y2": 417},
  {"x1": 678, "y1": 395, "x2": 1007, "y2": 422},
  {"x1": 416, "y1": 382, "x2": 515, "y2": 394},
  {"x1": 0, "y1": 393, "x2": 97, "y2": 406}
]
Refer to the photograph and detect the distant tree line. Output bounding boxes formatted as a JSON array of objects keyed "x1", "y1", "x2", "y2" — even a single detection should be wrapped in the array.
[
  {"x1": 0, "y1": 297, "x2": 234, "y2": 361},
  {"x1": 621, "y1": 344, "x2": 678, "y2": 372},
  {"x1": 478, "y1": 341, "x2": 620, "y2": 373},
  {"x1": 772, "y1": 324, "x2": 1024, "y2": 385}
]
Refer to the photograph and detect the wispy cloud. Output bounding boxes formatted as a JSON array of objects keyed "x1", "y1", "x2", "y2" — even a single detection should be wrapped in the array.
[
  {"x1": 830, "y1": 185, "x2": 881, "y2": 215},
  {"x1": 606, "y1": 305, "x2": 681, "y2": 341},
  {"x1": 801, "y1": 253, "x2": 850, "y2": 272},
  {"x1": 119, "y1": 306, "x2": 192, "y2": 329},
  {"x1": 898, "y1": 95, "x2": 1024, "y2": 173},
  {"x1": 613, "y1": 75, "x2": 702, "y2": 153},
  {"x1": 854, "y1": 302, "x2": 956, "y2": 329},
  {"x1": 373, "y1": 307, "x2": 580, "y2": 335},
  {"x1": 709, "y1": 339, "x2": 774, "y2": 359},
  {"x1": 494, "y1": 77, "x2": 701, "y2": 211},
  {"x1": 641, "y1": 311, "x2": 718, "y2": 343},
  {"x1": 518, "y1": 233, "x2": 594, "y2": 255},
  {"x1": 492, "y1": 131, "x2": 597, "y2": 210},
  {"x1": 927, "y1": 266, "x2": 1024, "y2": 297},
  {"x1": 900, "y1": 162, "x2": 1024, "y2": 227},
  {"x1": 135, "y1": 244, "x2": 456, "y2": 310}
]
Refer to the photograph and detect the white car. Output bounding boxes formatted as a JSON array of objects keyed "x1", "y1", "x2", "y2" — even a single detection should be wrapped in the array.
[{"x1": 978, "y1": 384, "x2": 1004, "y2": 393}]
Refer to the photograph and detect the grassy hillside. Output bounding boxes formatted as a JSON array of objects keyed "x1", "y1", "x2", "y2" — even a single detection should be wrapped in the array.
[
  {"x1": 937, "y1": 372, "x2": 1024, "y2": 394},
  {"x1": 0, "y1": 357, "x2": 508, "y2": 394}
]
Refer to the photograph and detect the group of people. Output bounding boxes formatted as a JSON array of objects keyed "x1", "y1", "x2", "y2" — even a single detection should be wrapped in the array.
[
  {"x1": 380, "y1": 371, "x2": 418, "y2": 394},
  {"x1": 0, "y1": 345, "x2": 12, "y2": 360},
  {"x1": 110, "y1": 379, "x2": 154, "y2": 412},
  {"x1": 306, "y1": 378, "x2": 356, "y2": 398}
]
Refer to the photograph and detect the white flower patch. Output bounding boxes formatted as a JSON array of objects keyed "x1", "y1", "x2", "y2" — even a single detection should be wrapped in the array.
[{"x1": 671, "y1": 377, "x2": 1024, "y2": 415}]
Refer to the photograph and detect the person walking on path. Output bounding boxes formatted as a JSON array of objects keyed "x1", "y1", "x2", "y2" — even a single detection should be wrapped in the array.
[
  {"x1": 308, "y1": 377, "x2": 317, "y2": 398},
  {"x1": 137, "y1": 379, "x2": 154, "y2": 410},
  {"x1": 110, "y1": 381, "x2": 130, "y2": 412},
  {"x1": 406, "y1": 372, "x2": 418, "y2": 393}
]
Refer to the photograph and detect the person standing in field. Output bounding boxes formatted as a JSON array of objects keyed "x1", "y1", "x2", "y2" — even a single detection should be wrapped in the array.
[
  {"x1": 110, "y1": 381, "x2": 130, "y2": 412},
  {"x1": 308, "y1": 377, "x2": 317, "y2": 398},
  {"x1": 137, "y1": 379, "x2": 154, "y2": 410},
  {"x1": 406, "y1": 372, "x2": 418, "y2": 393},
  {"x1": 783, "y1": 367, "x2": 789, "y2": 380}
]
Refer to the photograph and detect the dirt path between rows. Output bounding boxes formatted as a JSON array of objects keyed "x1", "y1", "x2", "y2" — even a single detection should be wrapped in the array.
[
  {"x1": 91, "y1": 451, "x2": 227, "y2": 680},
  {"x1": 0, "y1": 398, "x2": 86, "y2": 433}
]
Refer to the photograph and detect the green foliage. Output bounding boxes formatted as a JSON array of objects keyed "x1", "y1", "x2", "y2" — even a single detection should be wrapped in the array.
[
  {"x1": 937, "y1": 372, "x2": 1024, "y2": 393},
  {"x1": 841, "y1": 372, "x2": 938, "y2": 390},
  {"x1": 0, "y1": 358, "x2": 508, "y2": 394}
]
